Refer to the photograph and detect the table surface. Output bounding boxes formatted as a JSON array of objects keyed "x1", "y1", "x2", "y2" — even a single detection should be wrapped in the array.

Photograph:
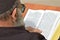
[{"x1": 22, "y1": 3, "x2": 60, "y2": 17}]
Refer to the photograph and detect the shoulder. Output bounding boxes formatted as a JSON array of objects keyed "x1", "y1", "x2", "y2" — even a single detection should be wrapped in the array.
[
  {"x1": 29, "y1": 32, "x2": 47, "y2": 40},
  {"x1": 15, "y1": 30, "x2": 46, "y2": 40}
]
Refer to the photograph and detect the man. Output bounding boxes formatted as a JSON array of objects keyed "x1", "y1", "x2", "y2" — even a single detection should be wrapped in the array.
[{"x1": 0, "y1": 0, "x2": 46, "y2": 40}]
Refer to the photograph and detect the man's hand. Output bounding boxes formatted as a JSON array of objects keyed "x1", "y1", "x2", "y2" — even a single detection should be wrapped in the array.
[{"x1": 26, "y1": 27, "x2": 42, "y2": 33}]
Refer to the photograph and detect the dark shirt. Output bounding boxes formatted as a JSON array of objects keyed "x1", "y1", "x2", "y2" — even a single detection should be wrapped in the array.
[{"x1": 0, "y1": 26, "x2": 46, "y2": 40}]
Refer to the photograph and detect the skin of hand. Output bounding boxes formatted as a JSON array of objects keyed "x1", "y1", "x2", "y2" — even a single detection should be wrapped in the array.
[{"x1": 26, "y1": 27, "x2": 42, "y2": 33}]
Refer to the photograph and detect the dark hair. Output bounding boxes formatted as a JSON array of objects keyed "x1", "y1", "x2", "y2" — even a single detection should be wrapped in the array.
[
  {"x1": 0, "y1": 0, "x2": 17, "y2": 21},
  {"x1": 0, "y1": 0, "x2": 25, "y2": 26},
  {"x1": 0, "y1": 0, "x2": 25, "y2": 21},
  {"x1": 0, "y1": 0, "x2": 16, "y2": 14}
]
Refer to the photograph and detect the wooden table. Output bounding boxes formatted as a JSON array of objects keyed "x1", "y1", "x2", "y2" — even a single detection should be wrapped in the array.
[{"x1": 22, "y1": 3, "x2": 60, "y2": 17}]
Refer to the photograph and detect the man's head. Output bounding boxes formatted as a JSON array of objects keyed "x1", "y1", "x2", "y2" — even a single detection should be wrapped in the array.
[{"x1": 0, "y1": 0, "x2": 25, "y2": 27}]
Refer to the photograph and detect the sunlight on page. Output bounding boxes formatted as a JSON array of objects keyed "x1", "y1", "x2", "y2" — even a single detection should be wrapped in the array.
[{"x1": 24, "y1": 9, "x2": 44, "y2": 28}]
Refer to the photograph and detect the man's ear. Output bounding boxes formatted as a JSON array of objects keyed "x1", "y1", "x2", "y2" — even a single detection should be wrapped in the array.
[{"x1": 11, "y1": 8, "x2": 16, "y2": 20}]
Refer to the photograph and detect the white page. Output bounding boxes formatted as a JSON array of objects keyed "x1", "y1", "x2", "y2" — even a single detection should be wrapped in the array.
[
  {"x1": 48, "y1": 17, "x2": 60, "y2": 40},
  {"x1": 24, "y1": 9, "x2": 44, "y2": 28},
  {"x1": 47, "y1": 10, "x2": 60, "y2": 40},
  {"x1": 37, "y1": 10, "x2": 60, "y2": 39},
  {"x1": 24, "y1": 9, "x2": 60, "y2": 40}
]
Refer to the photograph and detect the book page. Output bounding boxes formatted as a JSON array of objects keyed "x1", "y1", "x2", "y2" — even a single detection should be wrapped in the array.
[
  {"x1": 24, "y1": 9, "x2": 60, "y2": 40},
  {"x1": 37, "y1": 10, "x2": 60, "y2": 39},
  {"x1": 24, "y1": 9, "x2": 44, "y2": 28},
  {"x1": 51, "y1": 17, "x2": 60, "y2": 40}
]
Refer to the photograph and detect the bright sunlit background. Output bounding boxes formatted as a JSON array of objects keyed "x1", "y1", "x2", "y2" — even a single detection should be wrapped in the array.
[{"x1": 21, "y1": 0, "x2": 60, "y2": 7}]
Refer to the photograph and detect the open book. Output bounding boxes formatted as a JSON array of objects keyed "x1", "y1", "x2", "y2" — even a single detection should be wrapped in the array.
[{"x1": 24, "y1": 9, "x2": 60, "y2": 40}]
